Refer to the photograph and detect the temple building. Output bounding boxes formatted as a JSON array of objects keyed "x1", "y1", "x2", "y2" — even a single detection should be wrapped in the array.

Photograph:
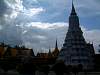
[
  {"x1": 58, "y1": 1, "x2": 95, "y2": 70},
  {"x1": 0, "y1": 43, "x2": 7, "y2": 58},
  {"x1": 0, "y1": 40, "x2": 59, "y2": 65},
  {"x1": 36, "y1": 39, "x2": 59, "y2": 58},
  {"x1": 0, "y1": 44, "x2": 35, "y2": 59}
]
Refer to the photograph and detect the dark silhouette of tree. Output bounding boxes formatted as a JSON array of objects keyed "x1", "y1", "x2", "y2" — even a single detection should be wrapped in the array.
[
  {"x1": 51, "y1": 61, "x2": 67, "y2": 75},
  {"x1": 67, "y1": 65, "x2": 72, "y2": 72},
  {"x1": 0, "y1": 58, "x2": 10, "y2": 72},
  {"x1": 72, "y1": 66, "x2": 78, "y2": 75},
  {"x1": 77, "y1": 64, "x2": 83, "y2": 72},
  {"x1": 17, "y1": 62, "x2": 36, "y2": 75},
  {"x1": 38, "y1": 65, "x2": 50, "y2": 75},
  {"x1": 0, "y1": 57, "x2": 17, "y2": 72},
  {"x1": 72, "y1": 64, "x2": 83, "y2": 75},
  {"x1": 84, "y1": 69, "x2": 88, "y2": 75},
  {"x1": 16, "y1": 64, "x2": 24, "y2": 74},
  {"x1": 65, "y1": 65, "x2": 72, "y2": 75}
]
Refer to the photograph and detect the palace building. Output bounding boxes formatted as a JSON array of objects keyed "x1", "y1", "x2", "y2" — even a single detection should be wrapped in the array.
[
  {"x1": 0, "y1": 40, "x2": 59, "y2": 65},
  {"x1": 58, "y1": 1, "x2": 95, "y2": 70}
]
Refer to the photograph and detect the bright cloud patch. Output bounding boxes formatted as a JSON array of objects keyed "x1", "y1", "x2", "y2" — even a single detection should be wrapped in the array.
[
  {"x1": 20, "y1": 22, "x2": 68, "y2": 53},
  {"x1": 22, "y1": 7, "x2": 45, "y2": 17},
  {"x1": 4, "y1": 0, "x2": 23, "y2": 19},
  {"x1": 22, "y1": 22, "x2": 68, "y2": 29}
]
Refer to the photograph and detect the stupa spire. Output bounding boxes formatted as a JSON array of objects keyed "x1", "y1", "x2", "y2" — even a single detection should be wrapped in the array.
[
  {"x1": 58, "y1": 0, "x2": 95, "y2": 70},
  {"x1": 71, "y1": 0, "x2": 77, "y2": 15},
  {"x1": 55, "y1": 39, "x2": 58, "y2": 49}
]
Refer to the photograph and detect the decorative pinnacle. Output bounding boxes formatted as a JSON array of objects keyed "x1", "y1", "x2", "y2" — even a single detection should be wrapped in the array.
[
  {"x1": 55, "y1": 38, "x2": 58, "y2": 49},
  {"x1": 71, "y1": 0, "x2": 77, "y2": 15}
]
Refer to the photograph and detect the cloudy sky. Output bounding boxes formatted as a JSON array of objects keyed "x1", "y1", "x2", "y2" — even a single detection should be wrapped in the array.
[{"x1": 0, "y1": 0, "x2": 100, "y2": 53}]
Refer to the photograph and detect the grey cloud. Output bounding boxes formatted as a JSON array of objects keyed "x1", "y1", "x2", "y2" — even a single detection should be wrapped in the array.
[
  {"x1": 20, "y1": 22, "x2": 68, "y2": 52},
  {"x1": 22, "y1": 0, "x2": 39, "y2": 9},
  {"x1": 0, "y1": 0, "x2": 23, "y2": 45},
  {"x1": 0, "y1": 0, "x2": 100, "y2": 54},
  {"x1": 0, "y1": 0, "x2": 9, "y2": 16},
  {"x1": 20, "y1": 22, "x2": 100, "y2": 54}
]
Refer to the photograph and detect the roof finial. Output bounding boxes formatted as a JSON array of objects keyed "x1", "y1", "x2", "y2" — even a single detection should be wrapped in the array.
[
  {"x1": 72, "y1": 0, "x2": 73, "y2": 5},
  {"x1": 92, "y1": 41, "x2": 93, "y2": 44},
  {"x1": 49, "y1": 47, "x2": 51, "y2": 53},
  {"x1": 72, "y1": 0, "x2": 74, "y2": 8},
  {"x1": 49, "y1": 45, "x2": 51, "y2": 51},
  {"x1": 56, "y1": 38, "x2": 58, "y2": 49},
  {"x1": 71, "y1": 0, "x2": 77, "y2": 15}
]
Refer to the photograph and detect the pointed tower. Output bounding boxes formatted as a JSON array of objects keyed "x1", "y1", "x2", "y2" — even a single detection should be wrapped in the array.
[
  {"x1": 55, "y1": 39, "x2": 58, "y2": 50},
  {"x1": 71, "y1": 1, "x2": 77, "y2": 15},
  {"x1": 52, "y1": 39, "x2": 59, "y2": 57},
  {"x1": 58, "y1": 1, "x2": 94, "y2": 70},
  {"x1": 48, "y1": 48, "x2": 52, "y2": 58}
]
